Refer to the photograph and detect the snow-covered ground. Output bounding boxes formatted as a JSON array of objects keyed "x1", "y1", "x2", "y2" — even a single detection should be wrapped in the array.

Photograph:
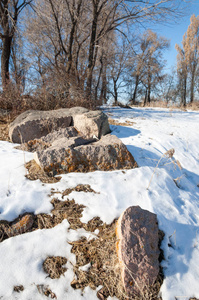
[{"x1": 0, "y1": 106, "x2": 199, "y2": 300}]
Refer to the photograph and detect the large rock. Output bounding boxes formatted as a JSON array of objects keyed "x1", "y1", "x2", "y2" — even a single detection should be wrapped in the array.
[
  {"x1": 9, "y1": 109, "x2": 72, "y2": 143},
  {"x1": 16, "y1": 127, "x2": 80, "y2": 152},
  {"x1": 34, "y1": 134, "x2": 137, "y2": 175},
  {"x1": 116, "y1": 206, "x2": 160, "y2": 297},
  {"x1": 73, "y1": 110, "x2": 110, "y2": 139},
  {"x1": 9, "y1": 107, "x2": 110, "y2": 143}
]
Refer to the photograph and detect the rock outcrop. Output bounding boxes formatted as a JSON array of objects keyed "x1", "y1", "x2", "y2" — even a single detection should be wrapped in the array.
[
  {"x1": 34, "y1": 134, "x2": 137, "y2": 176},
  {"x1": 10, "y1": 107, "x2": 137, "y2": 175},
  {"x1": 9, "y1": 107, "x2": 110, "y2": 143},
  {"x1": 116, "y1": 206, "x2": 160, "y2": 297}
]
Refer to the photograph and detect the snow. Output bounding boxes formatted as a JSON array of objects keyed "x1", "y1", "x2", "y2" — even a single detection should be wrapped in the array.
[{"x1": 0, "y1": 106, "x2": 199, "y2": 299}]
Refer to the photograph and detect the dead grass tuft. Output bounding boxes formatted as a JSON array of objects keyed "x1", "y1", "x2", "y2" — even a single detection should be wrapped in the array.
[
  {"x1": 108, "y1": 118, "x2": 136, "y2": 127},
  {"x1": 13, "y1": 285, "x2": 24, "y2": 293},
  {"x1": 36, "y1": 197, "x2": 103, "y2": 232},
  {"x1": 25, "y1": 160, "x2": 61, "y2": 183},
  {"x1": 43, "y1": 256, "x2": 67, "y2": 279},
  {"x1": 61, "y1": 184, "x2": 99, "y2": 198},
  {"x1": 0, "y1": 112, "x2": 10, "y2": 141},
  {"x1": 37, "y1": 284, "x2": 57, "y2": 299}
]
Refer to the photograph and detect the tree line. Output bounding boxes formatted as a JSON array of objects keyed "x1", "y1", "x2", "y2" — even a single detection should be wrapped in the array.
[{"x1": 0, "y1": 0, "x2": 198, "y2": 111}]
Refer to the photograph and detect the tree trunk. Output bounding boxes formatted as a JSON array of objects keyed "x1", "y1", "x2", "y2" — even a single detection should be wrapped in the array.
[
  {"x1": 100, "y1": 73, "x2": 107, "y2": 104},
  {"x1": 86, "y1": 5, "x2": 98, "y2": 99},
  {"x1": 147, "y1": 84, "x2": 151, "y2": 104},
  {"x1": 131, "y1": 74, "x2": 139, "y2": 104},
  {"x1": 143, "y1": 88, "x2": 147, "y2": 106},
  {"x1": 113, "y1": 79, "x2": 118, "y2": 105},
  {"x1": 190, "y1": 70, "x2": 195, "y2": 103},
  {"x1": 66, "y1": 21, "x2": 77, "y2": 74},
  {"x1": 1, "y1": 36, "x2": 12, "y2": 90}
]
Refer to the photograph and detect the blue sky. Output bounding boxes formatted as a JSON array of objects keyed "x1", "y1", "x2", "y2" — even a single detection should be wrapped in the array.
[{"x1": 154, "y1": 1, "x2": 199, "y2": 72}]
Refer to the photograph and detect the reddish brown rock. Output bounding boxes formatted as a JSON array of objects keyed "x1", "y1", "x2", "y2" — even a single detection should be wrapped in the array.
[
  {"x1": 5, "y1": 214, "x2": 34, "y2": 237},
  {"x1": 116, "y1": 206, "x2": 159, "y2": 297}
]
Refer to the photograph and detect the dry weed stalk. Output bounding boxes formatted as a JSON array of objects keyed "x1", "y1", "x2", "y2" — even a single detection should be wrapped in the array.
[{"x1": 147, "y1": 148, "x2": 182, "y2": 190}]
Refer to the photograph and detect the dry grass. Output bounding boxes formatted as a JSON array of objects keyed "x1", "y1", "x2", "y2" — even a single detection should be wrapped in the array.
[
  {"x1": 25, "y1": 160, "x2": 61, "y2": 184},
  {"x1": 70, "y1": 220, "x2": 126, "y2": 299},
  {"x1": 13, "y1": 285, "x2": 24, "y2": 293},
  {"x1": 70, "y1": 221, "x2": 164, "y2": 300},
  {"x1": 0, "y1": 123, "x2": 10, "y2": 141},
  {"x1": 0, "y1": 182, "x2": 165, "y2": 299},
  {"x1": 37, "y1": 284, "x2": 57, "y2": 299},
  {"x1": 108, "y1": 118, "x2": 136, "y2": 127},
  {"x1": 186, "y1": 102, "x2": 199, "y2": 111},
  {"x1": 43, "y1": 256, "x2": 67, "y2": 279},
  {"x1": 0, "y1": 110, "x2": 11, "y2": 141},
  {"x1": 147, "y1": 148, "x2": 183, "y2": 190}
]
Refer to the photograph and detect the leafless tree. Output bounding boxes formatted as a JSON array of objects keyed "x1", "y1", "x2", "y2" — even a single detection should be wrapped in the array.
[
  {"x1": 22, "y1": 0, "x2": 187, "y2": 107},
  {"x1": 0, "y1": 0, "x2": 32, "y2": 90}
]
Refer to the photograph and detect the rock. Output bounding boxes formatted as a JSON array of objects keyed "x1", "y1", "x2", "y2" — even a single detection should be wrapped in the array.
[
  {"x1": 9, "y1": 107, "x2": 110, "y2": 143},
  {"x1": 116, "y1": 206, "x2": 160, "y2": 297},
  {"x1": 5, "y1": 214, "x2": 34, "y2": 237},
  {"x1": 73, "y1": 110, "x2": 110, "y2": 139},
  {"x1": 9, "y1": 109, "x2": 72, "y2": 143},
  {"x1": 34, "y1": 134, "x2": 137, "y2": 175},
  {"x1": 16, "y1": 127, "x2": 79, "y2": 152}
]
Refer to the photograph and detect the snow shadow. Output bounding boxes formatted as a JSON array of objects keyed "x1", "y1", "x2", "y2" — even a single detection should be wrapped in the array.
[
  {"x1": 126, "y1": 144, "x2": 162, "y2": 168},
  {"x1": 127, "y1": 144, "x2": 199, "y2": 193},
  {"x1": 104, "y1": 106, "x2": 199, "y2": 121},
  {"x1": 110, "y1": 125, "x2": 141, "y2": 138},
  {"x1": 160, "y1": 216, "x2": 199, "y2": 278}
]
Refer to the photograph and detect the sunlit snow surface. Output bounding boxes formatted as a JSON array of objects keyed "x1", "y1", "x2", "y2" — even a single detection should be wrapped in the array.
[{"x1": 0, "y1": 106, "x2": 199, "y2": 299}]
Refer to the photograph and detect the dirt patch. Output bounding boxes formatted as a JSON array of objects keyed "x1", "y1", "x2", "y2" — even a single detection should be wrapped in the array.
[
  {"x1": 43, "y1": 256, "x2": 67, "y2": 279},
  {"x1": 25, "y1": 160, "x2": 61, "y2": 183},
  {"x1": 108, "y1": 118, "x2": 136, "y2": 127}
]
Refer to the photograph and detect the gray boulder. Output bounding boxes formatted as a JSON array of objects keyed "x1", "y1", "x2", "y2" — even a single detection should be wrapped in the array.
[
  {"x1": 9, "y1": 109, "x2": 72, "y2": 143},
  {"x1": 9, "y1": 107, "x2": 110, "y2": 143},
  {"x1": 73, "y1": 110, "x2": 110, "y2": 139},
  {"x1": 16, "y1": 127, "x2": 79, "y2": 152},
  {"x1": 116, "y1": 206, "x2": 160, "y2": 297},
  {"x1": 34, "y1": 134, "x2": 137, "y2": 175}
]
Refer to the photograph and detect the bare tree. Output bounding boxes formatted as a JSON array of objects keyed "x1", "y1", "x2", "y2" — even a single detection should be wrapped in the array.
[
  {"x1": 23, "y1": 0, "x2": 187, "y2": 107},
  {"x1": 107, "y1": 36, "x2": 131, "y2": 105},
  {"x1": 129, "y1": 30, "x2": 169, "y2": 105},
  {"x1": 0, "y1": 0, "x2": 32, "y2": 90},
  {"x1": 185, "y1": 14, "x2": 199, "y2": 103},
  {"x1": 85, "y1": 0, "x2": 187, "y2": 99},
  {"x1": 175, "y1": 43, "x2": 188, "y2": 106},
  {"x1": 175, "y1": 14, "x2": 199, "y2": 106}
]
